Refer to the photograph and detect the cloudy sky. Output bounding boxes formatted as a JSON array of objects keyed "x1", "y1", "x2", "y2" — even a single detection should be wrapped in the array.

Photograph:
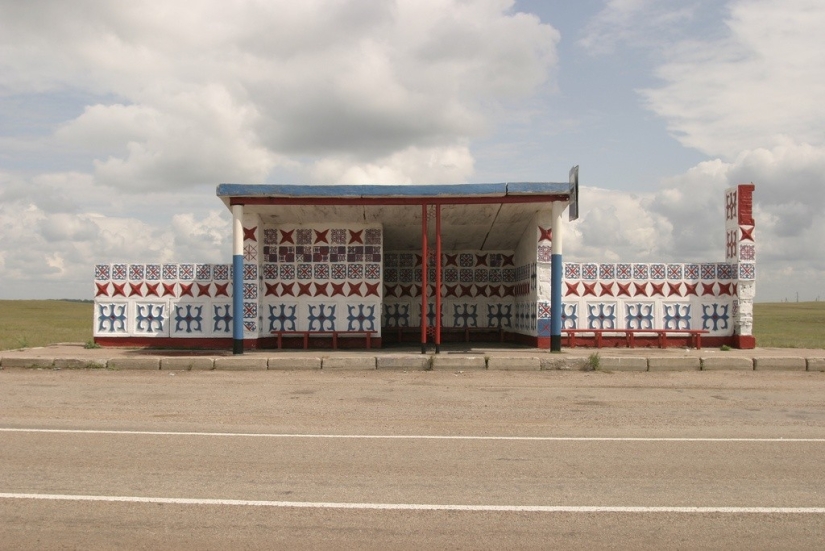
[{"x1": 1, "y1": 0, "x2": 823, "y2": 302}]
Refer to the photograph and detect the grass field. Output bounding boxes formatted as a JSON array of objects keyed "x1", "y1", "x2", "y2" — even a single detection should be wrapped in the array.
[
  {"x1": 0, "y1": 300, "x2": 823, "y2": 351},
  {"x1": 0, "y1": 300, "x2": 93, "y2": 351},
  {"x1": 753, "y1": 301, "x2": 825, "y2": 349}
]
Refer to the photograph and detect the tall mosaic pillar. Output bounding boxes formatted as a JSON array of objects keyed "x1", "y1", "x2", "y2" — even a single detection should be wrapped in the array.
[{"x1": 726, "y1": 183, "x2": 756, "y2": 348}]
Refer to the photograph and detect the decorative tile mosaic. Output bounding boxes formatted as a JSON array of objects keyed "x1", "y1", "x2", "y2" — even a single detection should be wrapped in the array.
[
  {"x1": 97, "y1": 303, "x2": 128, "y2": 333},
  {"x1": 212, "y1": 304, "x2": 233, "y2": 333},
  {"x1": 701, "y1": 264, "x2": 716, "y2": 279},
  {"x1": 740, "y1": 244, "x2": 755, "y2": 261},
  {"x1": 537, "y1": 246, "x2": 552, "y2": 262},
  {"x1": 331, "y1": 264, "x2": 346, "y2": 280},
  {"x1": 243, "y1": 302, "x2": 257, "y2": 319},
  {"x1": 113, "y1": 264, "x2": 128, "y2": 280},
  {"x1": 243, "y1": 264, "x2": 257, "y2": 281},
  {"x1": 347, "y1": 246, "x2": 364, "y2": 262},
  {"x1": 587, "y1": 303, "x2": 617, "y2": 330},
  {"x1": 663, "y1": 303, "x2": 691, "y2": 330},
  {"x1": 366, "y1": 263, "x2": 381, "y2": 280},
  {"x1": 278, "y1": 246, "x2": 295, "y2": 263},
  {"x1": 264, "y1": 228, "x2": 278, "y2": 244},
  {"x1": 95, "y1": 265, "x2": 110, "y2": 281},
  {"x1": 308, "y1": 303, "x2": 337, "y2": 331},
  {"x1": 739, "y1": 263, "x2": 755, "y2": 280},
  {"x1": 331, "y1": 229, "x2": 347, "y2": 244},
  {"x1": 667, "y1": 264, "x2": 682, "y2": 279},
  {"x1": 452, "y1": 304, "x2": 478, "y2": 328},
  {"x1": 263, "y1": 264, "x2": 278, "y2": 280},
  {"x1": 129, "y1": 265, "x2": 144, "y2": 280},
  {"x1": 685, "y1": 264, "x2": 699, "y2": 279},
  {"x1": 196, "y1": 264, "x2": 211, "y2": 280},
  {"x1": 297, "y1": 264, "x2": 312, "y2": 279},
  {"x1": 179, "y1": 264, "x2": 194, "y2": 280},
  {"x1": 616, "y1": 264, "x2": 631, "y2": 280},
  {"x1": 718, "y1": 264, "x2": 733, "y2": 280},
  {"x1": 459, "y1": 253, "x2": 474, "y2": 267},
  {"x1": 297, "y1": 228, "x2": 312, "y2": 244},
  {"x1": 313, "y1": 246, "x2": 330, "y2": 263},
  {"x1": 632, "y1": 264, "x2": 648, "y2": 280},
  {"x1": 314, "y1": 264, "x2": 329, "y2": 279},
  {"x1": 650, "y1": 264, "x2": 665, "y2": 280},
  {"x1": 565, "y1": 263, "x2": 580, "y2": 279},
  {"x1": 268, "y1": 304, "x2": 298, "y2": 331},
  {"x1": 582, "y1": 263, "x2": 598, "y2": 280},
  {"x1": 173, "y1": 304, "x2": 204, "y2": 334},
  {"x1": 347, "y1": 304, "x2": 377, "y2": 331},
  {"x1": 279, "y1": 264, "x2": 295, "y2": 281},
  {"x1": 243, "y1": 243, "x2": 257, "y2": 261},
  {"x1": 702, "y1": 303, "x2": 729, "y2": 331},
  {"x1": 599, "y1": 264, "x2": 615, "y2": 280},
  {"x1": 365, "y1": 228, "x2": 381, "y2": 245}
]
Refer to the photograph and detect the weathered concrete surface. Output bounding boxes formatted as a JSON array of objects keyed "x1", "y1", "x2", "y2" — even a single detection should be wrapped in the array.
[
  {"x1": 754, "y1": 357, "x2": 807, "y2": 371},
  {"x1": 541, "y1": 355, "x2": 587, "y2": 370},
  {"x1": 486, "y1": 356, "x2": 541, "y2": 370},
  {"x1": 0, "y1": 357, "x2": 55, "y2": 368},
  {"x1": 648, "y1": 356, "x2": 701, "y2": 371},
  {"x1": 598, "y1": 356, "x2": 648, "y2": 372},
  {"x1": 268, "y1": 357, "x2": 322, "y2": 370},
  {"x1": 108, "y1": 357, "x2": 160, "y2": 370},
  {"x1": 701, "y1": 356, "x2": 754, "y2": 371},
  {"x1": 431, "y1": 355, "x2": 486, "y2": 370},
  {"x1": 322, "y1": 356, "x2": 376, "y2": 370},
  {"x1": 52, "y1": 358, "x2": 108, "y2": 369},
  {"x1": 160, "y1": 357, "x2": 215, "y2": 371},
  {"x1": 807, "y1": 358, "x2": 825, "y2": 372},
  {"x1": 214, "y1": 357, "x2": 267, "y2": 371},
  {"x1": 376, "y1": 354, "x2": 430, "y2": 370}
]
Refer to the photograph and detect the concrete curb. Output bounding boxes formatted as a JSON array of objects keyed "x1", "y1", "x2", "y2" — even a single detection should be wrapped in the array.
[
  {"x1": 322, "y1": 356, "x2": 377, "y2": 370},
  {"x1": 541, "y1": 356, "x2": 587, "y2": 370},
  {"x1": 53, "y1": 358, "x2": 109, "y2": 369},
  {"x1": 701, "y1": 356, "x2": 754, "y2": 371},
  {"x1": 268, "y1": 357, "x2": 322, "y2": 370},
  {"x1": 0, "y1": 357, "x2": 56, "y2": 368},
  {"x1": 214, "y1": 357, "x2": 267, "y2": 371},
  {"x1": 108, "y1": 358, "x2": 160, "y2": 370},
  {"x1": 160, "y1": 357, "x2": 215, "y2": 371},
  {"x1": 598, "y1": 356, "x2": 648, "y2": 372},
  {"x1": 648, "y1": 357, "x2": 701, "y2": 371},
  {"x1": 432, "y1": 355, "x2": 487, "y2": 370},
  {"x1": 487, "y1": 356, "x2": 541, "y2": 370},
  {"x1": 376, "y1": 354, "x2": 431, "y2": 370},
  {"x1": 807, "y1": 358, "x2": 825, "y2": 372},
  {"x1": 754, "y1": 357, "x2": 806, "y2": 371}
]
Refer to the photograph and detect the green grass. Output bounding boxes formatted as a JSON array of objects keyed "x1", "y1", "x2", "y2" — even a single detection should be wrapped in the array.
[
  {"x1": 0, "y1": 300, "x2": 93, "y2": 351},
  {"x1": 753, "y1": 302, "x2": 825, "y2": 349},
  {"x1": 0, "y1": 300, "x2": 823, "y2": 351}
]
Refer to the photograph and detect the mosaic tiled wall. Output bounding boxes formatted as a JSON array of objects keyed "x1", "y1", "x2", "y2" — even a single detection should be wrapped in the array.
[
  {"x1": 381, "y1": 250, "x2": 520, "y2": 331},
  {"x1": 258, "y1": 223, "x2": 383, "y2": 334},
  {"x1": 93, "y1": 262, "x2": 234, "y2": 338},
  {"x1": 560, "y1": 261, "x2": 741, "y2": 336}
]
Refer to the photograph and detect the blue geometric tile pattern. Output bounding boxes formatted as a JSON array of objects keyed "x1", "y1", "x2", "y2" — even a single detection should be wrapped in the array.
[
  {"x1": 308, "y1": 304, "x2": 336, "y2": 331},
  {"x1": 347, "y1": 304, "x2": 376, "y2": 331},
  {"x1": 663, "y1": 303, "x2": 691, "y2": 330},
  {"x1": 268, "y1": 304, "x2": 298, "y2": 332}
]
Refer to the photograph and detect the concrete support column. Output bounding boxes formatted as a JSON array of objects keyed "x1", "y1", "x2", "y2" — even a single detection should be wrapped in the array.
[
  {"x1": 550, "y1": 201, "x2": 567, "y2": 352},
  {"x1": 232, "y1": 204, "x2": 244, "y2": 355},
  {"x1": 420, "y1": 204, "x2": 429, "y2": 354},
  {"x1": 435, "y1": 204, "x2": 442, "y2": 354}
]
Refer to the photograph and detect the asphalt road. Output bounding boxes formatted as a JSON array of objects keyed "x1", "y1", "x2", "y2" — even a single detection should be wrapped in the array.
[{"x1": 1, "y1": 368, "x2": 824, "y2": 549}]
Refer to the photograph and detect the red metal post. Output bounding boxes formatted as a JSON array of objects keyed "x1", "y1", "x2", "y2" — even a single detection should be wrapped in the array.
[
  {"x1": 435, "y1": 204, "x2": 442, "y2": 353},
  {"x1": 420, "y1": 204, "x2": 428, "y2": 354}
]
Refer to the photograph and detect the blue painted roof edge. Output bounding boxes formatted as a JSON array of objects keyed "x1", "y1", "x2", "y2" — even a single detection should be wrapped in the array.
[{"x1": 216, "y1": 182, "x2": 571, "y2": 198}]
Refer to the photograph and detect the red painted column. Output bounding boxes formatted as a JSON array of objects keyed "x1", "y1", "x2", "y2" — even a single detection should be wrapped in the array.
[
  {"x1": 421, "y1": 204, "x2": 429, "y2": 354},
  {"x1": 435, "y1": 204, "x2": 442, "y2": 353}
]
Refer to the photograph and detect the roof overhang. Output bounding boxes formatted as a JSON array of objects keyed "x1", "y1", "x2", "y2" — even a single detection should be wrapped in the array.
[{"x1": 216, "y1": 181, "x2": 574, "y2": 251}]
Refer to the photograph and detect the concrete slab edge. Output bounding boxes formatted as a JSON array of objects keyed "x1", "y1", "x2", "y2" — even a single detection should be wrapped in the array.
[
  {"x1": 700, "y1": 356, "x2": 754, "y2": 371},
  {"x1": 807, "y1": 358, "x2": 825, "y2": 372},
  {"x1": 268, "y1": 357, "x2": 322, "y2": 370},
  {"x1": 753, "y1": 357, "x2": 807, "y2": 371},
  {"x1": 321, "y1": 356, "x2": 377, "y2": 370},
  {"x1": 431, "y1": 356, "x2": 487, "y2": 370}
]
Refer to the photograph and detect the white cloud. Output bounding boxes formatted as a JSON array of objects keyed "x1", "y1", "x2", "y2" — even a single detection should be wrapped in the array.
[
  {"x1": 0, "y1": 0, "x2": 560, "y2": 192},
  {"x1": 641, "y1": 0, "x2": 825, "y2": 158}
]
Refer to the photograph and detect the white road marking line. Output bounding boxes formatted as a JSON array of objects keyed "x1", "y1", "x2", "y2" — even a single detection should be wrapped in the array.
[
  {"x1": 1, "y1": 493, "x2": 824, "y2": 513},
  {"x1": 0, "y1": 428, "x2": 823, "y2": 441}
]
